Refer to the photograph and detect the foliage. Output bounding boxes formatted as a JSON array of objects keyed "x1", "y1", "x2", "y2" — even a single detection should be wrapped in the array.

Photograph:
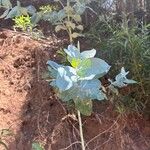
[
  {"x1": 0, "y1": 0, "x2": 12, "y2": 18},
  {"x1": 109, "y1": 67, "x2": 137, "y2": 88},
  {"x1": 47, "y1": 43, "x2": 136, "y2": 116},
  {"x1": 13, "y1": 15, "x2": 33, "y2": 31},
  {"x1": 32, "y1": 142, "x2": 44, "y2": 150},
  {"x1": 0, "y1": 0, "x2": 93, "y2": 42},
  {"x1": 27, "y1": 0, "x2": 96, "y2": 43},
  {"x1": 0, "y1": 0, "x2": 37, "y2": 23},
  {"x1": 39, "y1": 5, "x2": 58, "y2": 14},
  {"x1": 86, "y1": 14, "x2": 150, "y2": 113},
  {"x1": 85, "y1": 14, "x2": 117, "y2": 47},
  {"x1": 106, "y1": 23, "x2": 150, "y2": 103},
  {"x1": 39, "y1": 0, "x2": 90, "y2": 43}
]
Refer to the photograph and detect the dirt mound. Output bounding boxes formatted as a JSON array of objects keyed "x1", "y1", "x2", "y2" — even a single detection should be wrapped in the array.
[{"x1": 0, "y1": 29, "x2": 150, "y2": 150}]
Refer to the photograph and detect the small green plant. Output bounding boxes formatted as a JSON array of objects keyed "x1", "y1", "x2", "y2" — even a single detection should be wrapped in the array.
[
  {"x1": 47, "y1": 43, "x2": 136, "y2": 150},
  {"x1": 39, "y1": 4, "x2": 58, "y2": 14},
  {"x1": 32, "y1": 142, "x2": 44, "y2": 150},
  {"x1": 53, "y1": 0, "x2": 84, "y2": 43},
  {"x1": 36, "y1": 0, "x2": 93, "y2": 43},
  {"x1": 13, "y1": 15, "x2": 33, "y2": 32}
]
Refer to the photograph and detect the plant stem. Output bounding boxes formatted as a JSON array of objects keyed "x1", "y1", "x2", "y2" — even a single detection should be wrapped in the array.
[
  {"x1": 67, "y1": 0, "x2": 73, "y2": 43},
  {"x1": 77, "y1": 110, "x2": 85, "y2": 150}
]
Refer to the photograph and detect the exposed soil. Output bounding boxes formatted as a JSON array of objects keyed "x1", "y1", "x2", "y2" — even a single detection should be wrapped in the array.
[{"x1": 0, "y1": 29, "x2": 150, "y2": 150}]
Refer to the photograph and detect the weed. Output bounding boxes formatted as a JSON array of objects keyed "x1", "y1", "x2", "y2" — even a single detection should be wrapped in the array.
[
  {"x1": 13, "y1": 15, "x2": 33, "y2": 32},
  {"x1": 107, "y1": 23, "x2": 150, "y2": 112},
  {"x1": 39, "y1": 4, "x2": 58, "y2": 14},
  {"x1": 86, "y1": 15, "x2": 150, "y2": 114}
]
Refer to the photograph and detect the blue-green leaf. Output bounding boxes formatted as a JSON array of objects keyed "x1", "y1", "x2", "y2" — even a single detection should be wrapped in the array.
[
  {"x1": 64, "y1": 45, "x2": 80, "y2": 58},
  {"x1": 77, "y1": 80, "x2": 106, "y2": 100},
  {"x1": 47, "y1": 66, "x2": 57, "y2": 78},
  {"x1": 81, "y1": 49, "x2": 96, "y2": 58},
  {"x1": 32, "y1": 142, "x2": 44, "y2": 150},
  {"x1": 110, "y1": 67, "x2": 137, "y2": 88},
  {"x1": 0, "y1": 0, "x2": 12, "y2": 8},
  {"x1": 31, "y1": 13, "x2": 42, "y2": 25},
  {"x1": 47, "y1": 60, "x2": 61, "y2": 70},
  {"x1": 56, "y1": 66, "x2": 77, "y2": 91},
  {"x1": 73, "y1": 3, "x2": 86, "y2": 15},
  {"x1": 58, "y1": 79, "x2": 106, "y2": 101},
  {"x1": 5, "y1": 6, "x2": 28, "y2": 19},
  {"x1": 26, "y1": 5, "x2": 36, "y2": 15},
  {"x1": 78, "y1": 58, "x2": 111, "y2": 79}
]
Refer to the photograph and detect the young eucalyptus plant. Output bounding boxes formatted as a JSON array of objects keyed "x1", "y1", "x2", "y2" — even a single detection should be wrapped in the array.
[
  {"x1": 33, "y1": 0, "x2": 94, "y2": 43},
  {"x1": 47, "y1": 43, "x2": 136, "y2": 150},
  {"x1": 47, "y1": 43, "x2": 137, "y2": 116},
  {"x1": 54, "y1": 0, "x2": 84, "y2": 43}
]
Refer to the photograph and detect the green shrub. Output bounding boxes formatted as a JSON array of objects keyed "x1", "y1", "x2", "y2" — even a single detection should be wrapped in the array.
[
  {"x1": 13, "y1": 15, "x2": 33, "y2": 31},
  {"x1": 86, "y1": 14, "x2": 150, "y2": 113}
]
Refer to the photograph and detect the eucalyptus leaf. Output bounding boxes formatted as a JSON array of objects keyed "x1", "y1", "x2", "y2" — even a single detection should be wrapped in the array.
[
  {"x1": 81, "y1": 49, "x2": 96, "y2": 58},
  {"x1": 64, "y1": 45, "x2": 81, "y2": 58},
  {"x1": 71, "y1": 32, "x2": 83, "y2": 39},
  {"x1": 26, "y1": 5, "x2": 36, "y2": 15},
  {"x1": 58, "y1": 79, "x2": 106, "y2": 101},
  {"x1": 73, "y1": 3, "x2": 86, "y2": 15},
  {"x1": 55, "y1": 25, "x2": 66, "y2": 32},
  {"x1": 56, "y1": 66, "x2": 77, "y2": 91},
  {"x1": 5, "y1": 6, "x2": 18, "y2": 18},
  {"x1": 47, "y1": 60, "x2": 61, "y2": 70},
  {"x1": 32, "y1": 142, "x2": 44, "y2": 150},
  {"x1": 74, "y1": 99, "x2": 92, "y2": 116},
  {"x1": 5, "y1": 6, "x2": 28, "y2": 19},
  {"x1": 31, "y1": 13, "x2": 42, "y2": 25},
  {"x1": 47, "y1": 66, "x2": 57, "y2": 78},
  {"x1": 77, "y1": 58, "x2": 111, "y2": 79},
  {"x1": 0, "y1": 9, "x2": 10, "y2": 18},
  {"x1": 64, "y1": 45, "x2": 96, "y2": 60},
  {"x1": 76, "y1": 25, "x2": 84, "y2": 30},
  {"x1": 110, "y1": 67, "x2": 137, "y2": 88},
  {"x1": 0, "y1": 0, "x2": 12, "y2": 8},
  {"x1": 57, "y1": 9, "x2": 66, "y2": 21},
  {"x1": 76, "y1": 80, "x2": 106, "y2": 100}
]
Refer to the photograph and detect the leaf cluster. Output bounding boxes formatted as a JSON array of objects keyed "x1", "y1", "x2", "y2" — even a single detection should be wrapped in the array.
[
  {"x1": 39, "y1": 0, "x2": 89, "y2": 42},
  {"x1": 13, "y1": 15, "x2": 33, "y2": 31},
  {"x1": 47, "y1": 43, "x2": 136, "y2": 115},
  {"x1": 0, "y1": 1, "x2": 30, "y2": 19}
]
